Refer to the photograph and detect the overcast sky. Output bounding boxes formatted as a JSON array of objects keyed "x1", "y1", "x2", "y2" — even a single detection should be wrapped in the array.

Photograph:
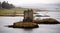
[{"x1": 0, "y1": 0, "x2": 60, "y2": 7}]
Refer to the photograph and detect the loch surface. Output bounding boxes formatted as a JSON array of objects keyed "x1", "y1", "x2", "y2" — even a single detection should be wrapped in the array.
[{"x1": 0, "y1": 12, "x2": 60, "y2": 33}]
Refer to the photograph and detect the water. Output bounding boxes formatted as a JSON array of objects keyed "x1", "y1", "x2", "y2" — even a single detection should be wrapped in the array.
[{"x1": 0, "y1": 12, "x2": 60, "y2": 33}]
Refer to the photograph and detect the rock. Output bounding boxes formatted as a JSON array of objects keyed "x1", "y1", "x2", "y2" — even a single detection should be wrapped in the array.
[
  {"x1": 36, "y1": 15, "x2": 50, "y2": 17},
  {"x1": 11, "y1": 22, "x2": 39, "y2": 28},
  {"x1": 33, "y1": 18, "x2": 59, "y2": 24}
]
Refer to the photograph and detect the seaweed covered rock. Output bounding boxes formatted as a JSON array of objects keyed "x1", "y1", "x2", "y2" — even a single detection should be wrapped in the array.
[
  {"x1": 33, "y1": 18, "x2": 59, "y2": 24},
  {"x1": 12, "y1": 22, "x2": 39, "y2": 28}
]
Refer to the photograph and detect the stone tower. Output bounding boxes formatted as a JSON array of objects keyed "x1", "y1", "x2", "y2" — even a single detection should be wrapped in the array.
[{"x1": 23, "y1": 9, "x2": 33, "y2": 22}]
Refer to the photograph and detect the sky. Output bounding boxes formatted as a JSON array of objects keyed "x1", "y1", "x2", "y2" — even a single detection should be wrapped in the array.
[{"x1": 0, "y1": 0, "x2": 60, "y2": 7}]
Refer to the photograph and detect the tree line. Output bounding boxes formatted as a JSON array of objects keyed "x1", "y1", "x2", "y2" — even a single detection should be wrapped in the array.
[{"x1": 0, "y1": 1, "x2": 15, "y2": 9}]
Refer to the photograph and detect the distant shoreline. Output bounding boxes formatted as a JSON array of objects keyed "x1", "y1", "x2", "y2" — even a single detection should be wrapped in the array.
[{"x1": 0, "y1": 14, "x2": 24, "y2": 17}]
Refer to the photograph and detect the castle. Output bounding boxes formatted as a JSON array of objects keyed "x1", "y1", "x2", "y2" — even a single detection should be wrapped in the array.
[{"x1": 23, "y1": 9, "x2": 33, "y2": 22}]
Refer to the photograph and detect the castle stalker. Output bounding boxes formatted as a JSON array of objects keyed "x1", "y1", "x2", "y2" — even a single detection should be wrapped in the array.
[{"x1": 23, "y1": 9, "x2": 33, "y2": 22}]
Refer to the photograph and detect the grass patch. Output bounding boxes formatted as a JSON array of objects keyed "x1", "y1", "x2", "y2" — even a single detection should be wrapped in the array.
[
  {"x1": 0, "y1": 8, "x2": 36, "y2": 14},
  {"x1": 0, "y1": 8, "x2": 27, "y2": 14}
]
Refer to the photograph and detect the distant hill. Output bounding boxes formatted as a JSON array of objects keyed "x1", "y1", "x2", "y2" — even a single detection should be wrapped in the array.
[
  {"x1": 22, "y1": 3, "x2": 60, "y2": 12},
  {"x1": 22, "y1": 3, "x2": 60, "y2": 9}
]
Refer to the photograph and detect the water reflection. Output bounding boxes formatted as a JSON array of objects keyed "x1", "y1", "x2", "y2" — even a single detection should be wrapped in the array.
[{"x1": 21, "y1": 29, "x2": 33, "y2": 33}]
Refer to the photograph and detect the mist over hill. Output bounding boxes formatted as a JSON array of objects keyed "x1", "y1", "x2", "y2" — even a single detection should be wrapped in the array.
[
  {"x1": 21, "y1": 3, "x2": 60, "y2": 8},
  {"x1": 20, "y1": 3, "x2": 60, "y2": 12}
]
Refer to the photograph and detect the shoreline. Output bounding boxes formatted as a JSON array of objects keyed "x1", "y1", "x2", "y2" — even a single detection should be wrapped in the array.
[{"x1": 0, "y1": 14, "x2": 24, "y2": 16}]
